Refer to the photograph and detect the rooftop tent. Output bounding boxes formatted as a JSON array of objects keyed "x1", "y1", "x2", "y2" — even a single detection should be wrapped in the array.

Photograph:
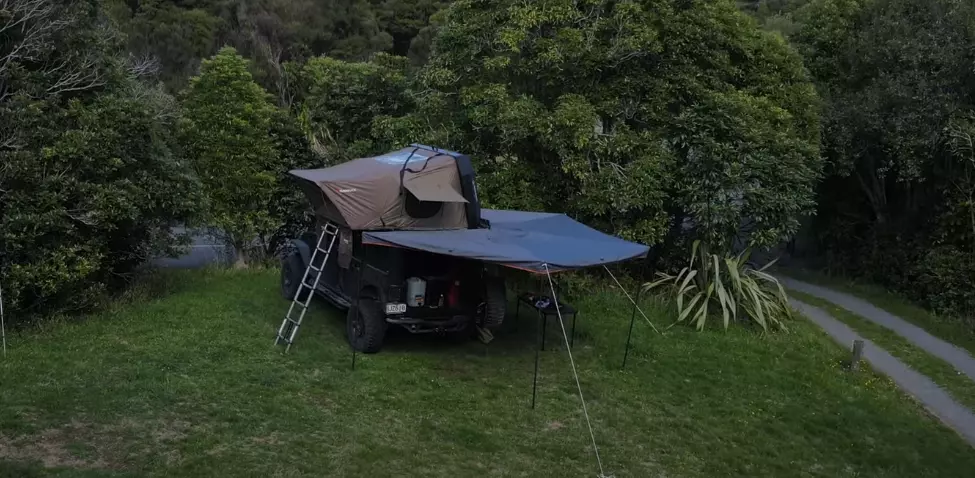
[
  {"x1": 362, "y1": 209, "x2": 650, "y2": 273},
  {"x1": 290, "y1": 146, "x2": 471, "y2": 231}
]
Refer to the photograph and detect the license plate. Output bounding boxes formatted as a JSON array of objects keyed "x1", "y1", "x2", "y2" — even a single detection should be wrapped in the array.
[{"x1": 385, "y1": 303, "x2": 407, "y2": 314}]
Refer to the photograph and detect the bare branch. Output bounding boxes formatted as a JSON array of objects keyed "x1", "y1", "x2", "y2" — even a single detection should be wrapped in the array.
[
  {"x1": 43, "y1": 53, "x2": 105, "y2": 96},
  {"x1": 125, "y1": 53, "x2": 161, "y2": 79},
  {"x1": 0, "y1": 1, "x2": 70, "y2": 77}
]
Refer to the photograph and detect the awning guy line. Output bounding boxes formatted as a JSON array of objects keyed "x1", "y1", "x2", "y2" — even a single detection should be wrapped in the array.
[
  {"x1": 603, "y1": 265, "x2": 661, "y2": 335},
  {"x1": 542, "y1": 263, "x2": 609, "y2": 478}
]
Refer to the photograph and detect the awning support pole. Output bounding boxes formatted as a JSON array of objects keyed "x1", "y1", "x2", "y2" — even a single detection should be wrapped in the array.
[
  {"x1": 531, "y1": 307, "x2": 541, "y2": 409},
  {"x1": 622, "y1": 285, "x2": 643, "y2": 370}
]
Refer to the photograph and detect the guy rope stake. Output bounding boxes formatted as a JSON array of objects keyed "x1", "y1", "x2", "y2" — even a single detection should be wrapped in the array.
[{"x1": 542, "y1": 264, "x2": 612, "y2": 478}]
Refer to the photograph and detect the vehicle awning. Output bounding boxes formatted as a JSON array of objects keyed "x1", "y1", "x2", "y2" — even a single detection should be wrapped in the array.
[{"x1": 362, "y1": 209, "x2": 650, "y2": 273}]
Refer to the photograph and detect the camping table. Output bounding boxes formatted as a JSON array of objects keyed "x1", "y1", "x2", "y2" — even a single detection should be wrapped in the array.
[
  {"x1": 515, "y1": 292, "x2": 578, "y2": 350},
  {"x1": 518, "y1": 291, "x2": 579, "y2": 409}
]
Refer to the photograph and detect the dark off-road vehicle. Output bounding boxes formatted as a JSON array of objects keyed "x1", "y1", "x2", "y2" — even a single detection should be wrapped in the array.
[{"x1": 278, "y1": 145, "x2": 506, "y2": 353}]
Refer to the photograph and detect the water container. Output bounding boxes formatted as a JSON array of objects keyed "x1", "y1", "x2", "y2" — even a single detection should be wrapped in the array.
[{"x1": 406, "y1": 277, "x2": 426, "y2": 307}]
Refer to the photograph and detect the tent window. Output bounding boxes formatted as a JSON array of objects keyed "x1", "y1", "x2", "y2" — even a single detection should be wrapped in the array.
[{"x1": 405, "y1": 190, "x2": 443, "y2": 219}]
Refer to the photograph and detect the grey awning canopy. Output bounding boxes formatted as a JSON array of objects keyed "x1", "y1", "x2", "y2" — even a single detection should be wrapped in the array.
[{"x1": 363, "y1": 209, "x2": 650, "y2": 273}]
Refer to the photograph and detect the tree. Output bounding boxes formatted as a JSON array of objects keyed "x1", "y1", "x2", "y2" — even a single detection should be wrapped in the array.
[
  {"x1": 737, "y1": 0, "x2": 809, "y2": 36},
  {"x1": 1, "y1": 0, "x2": 200, "y2": 317},
  {"x1": 109, "y1": 0, "x2": 222, "y2": 91},
  {"x1": 181, "y1": 47, "x2": 281, "y2": 267},
  {"x1": 295, "y1": 52, "x2": 413, "y2": 161},
  {"x1": 411, "y1": 0, "x2": 820, "y2": 250},
  {"x1": 791, "y1": 0, "x2": 975, "y2": 249},
  {"x1": 106, "y1": 0, "x2": 434, "y2": 96},
  {"x1": 373, "y1": 0, "x2": 450, "y2": 56},
  {"x1": 798, "y1": 0, "x2": 975, "y2": 221},
  {"x1": 786, "y1": 0, "x2": 975, "y2": 316}
]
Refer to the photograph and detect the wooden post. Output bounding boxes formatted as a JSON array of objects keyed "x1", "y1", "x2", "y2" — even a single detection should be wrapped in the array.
[{"x1": 851, "y1": 339, "x2": 864, "y2": 371}]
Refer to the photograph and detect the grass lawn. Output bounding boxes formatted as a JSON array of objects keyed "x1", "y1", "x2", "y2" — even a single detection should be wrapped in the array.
[
  {"x1": 783, "y1": 268, "x2": 975, "y2": 357},
  {"x1": 2, "y1": 268, "x2": 974, "y2": 477},
  {"x1": 788, "y1": 289, "x2": 975, "y2": 412}
]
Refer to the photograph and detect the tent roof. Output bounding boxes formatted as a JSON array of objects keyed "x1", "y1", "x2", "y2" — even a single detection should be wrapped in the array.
[
  {"x1": 362, "y1": 209, "x2": 649, "y2": 273},
  {"x1": 289, "y1": 147, "x2": 469, "y2": 230}
]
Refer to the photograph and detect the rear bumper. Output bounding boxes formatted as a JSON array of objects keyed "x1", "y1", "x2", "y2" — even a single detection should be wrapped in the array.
[{"x1": 386, "y1": 315, "x2": 470, "y2": 334}]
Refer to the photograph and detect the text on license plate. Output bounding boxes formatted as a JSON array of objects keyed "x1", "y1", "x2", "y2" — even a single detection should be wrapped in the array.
[{"x1": 385, "y1": 303, "x2": 407, "y2": 314}]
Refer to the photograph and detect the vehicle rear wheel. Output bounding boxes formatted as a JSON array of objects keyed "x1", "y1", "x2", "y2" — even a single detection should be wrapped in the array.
[
  {"x1": 347, "y1": 297, "x2": 387, "y2": 353},
  {"x1": 281, "y1": 252, "x2": 310, "y2": 302},
  {"x1": 482, "y1": 276, "x2": 506, "y2": 329}
]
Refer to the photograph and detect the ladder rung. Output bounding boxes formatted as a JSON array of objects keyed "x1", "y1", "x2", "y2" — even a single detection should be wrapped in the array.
[{"x1": 275, "y1": 222, "x2": 339, "y2": 352}]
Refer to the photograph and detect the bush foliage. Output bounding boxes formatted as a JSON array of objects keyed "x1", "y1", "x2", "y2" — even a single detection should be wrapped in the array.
[
  {"x1": 646, "y1": 241, "x2": 793, "y2": 331},
  {"x1": 384, "y1": 0, "x2": 821, "y2": 250},
  {"x1": 9, "y1": 0, "x2": 975, "y2": 328},
  {"x1": 1, "y1": 1, "x2": 200, "y2": 318},
  {"x1": 787, "y1": 0, "x2": 975, "y2": 318},
  {"x1": 180, "y1": 47, "x2": 285, "y2": 267}
]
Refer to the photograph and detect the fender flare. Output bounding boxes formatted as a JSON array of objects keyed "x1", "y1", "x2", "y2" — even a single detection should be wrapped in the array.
[{"x1": 290, "y1": 238, "x2": 312, "y2": 267}]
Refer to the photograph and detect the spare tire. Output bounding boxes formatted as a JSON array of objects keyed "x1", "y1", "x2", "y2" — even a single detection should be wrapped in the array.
[
  {"x1": 281, "y1": 251, "x2": 310, "y2": 302},
  {"x1": 482, "y1": 276, "x2": 506, "y2": 329}
]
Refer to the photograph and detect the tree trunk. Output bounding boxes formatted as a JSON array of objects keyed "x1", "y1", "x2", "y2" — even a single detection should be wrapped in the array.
[
  {"x1": 854, "y1": 165, "x2": 887, "y2": 224},
  {"x1": 233, "y1": 243, "x2": 248, "y2": 269}
]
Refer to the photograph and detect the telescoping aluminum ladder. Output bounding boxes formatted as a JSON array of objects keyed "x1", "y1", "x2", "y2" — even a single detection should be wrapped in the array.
[{"x1": 275, "y1": 222, "x2": 340, "y2": 352}]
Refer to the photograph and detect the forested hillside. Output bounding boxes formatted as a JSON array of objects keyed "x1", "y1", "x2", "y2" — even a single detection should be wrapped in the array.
[
  {"x1": 102, "y1": 0, "x2": 447, "y2": 92},
  {"x1": 2, "y1": 0, "x2": 974, "y2": 328}
]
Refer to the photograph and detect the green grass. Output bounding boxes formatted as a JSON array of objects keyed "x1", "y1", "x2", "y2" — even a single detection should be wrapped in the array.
[
  {"x1": 784, "y1": 268, "x2": 975, "y2": 357},
  {"x1": 2, "y1": 269, "x2": 975, "y2": 477},
  {"x1": 788, "y1": 289, "x2": 975, "y2": 411}
]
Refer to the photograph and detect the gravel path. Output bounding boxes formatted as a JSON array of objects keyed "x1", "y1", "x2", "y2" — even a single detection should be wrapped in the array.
[
  {"x1": 781, "y1": 277, "x2": 975, "y2": 384},
  {"x1": 792, "y1": 299, "x2": 975, "y2": 447}
]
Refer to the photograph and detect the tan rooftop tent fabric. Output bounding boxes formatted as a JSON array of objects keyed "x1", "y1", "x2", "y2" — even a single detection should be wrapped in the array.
[
  {"x1": 404, "y1": 169, "x2": 469, "y2": 203},
  {"x1": 290, "y1": 147, "x2": 469, "y2": 230}
]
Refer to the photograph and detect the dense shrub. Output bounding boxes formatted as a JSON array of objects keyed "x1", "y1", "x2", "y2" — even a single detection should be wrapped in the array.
[
  {"x1": 294, "y1": 53, "x2": 414, "y2": 161},
  {"x1": 788, "y1": 0, "x2": 975, "y2": 316},
  {"x1": 180, "y1": 47, "x2": 286, "y2": 267},
  {"x1": 264, "y1": 109, "x2": 322, "y2": 256},
  {"x1": 396, "y1": 0, "x2": 821, "y2": 251},
  {"x1": 910, "y1": 247, "x2": 975, "y2": 321},
  {"x1": 0, "y1": 2, "x2": 200, "y2": 318}
]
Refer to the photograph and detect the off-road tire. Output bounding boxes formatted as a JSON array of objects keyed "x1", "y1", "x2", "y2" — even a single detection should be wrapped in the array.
[
  {"x1": 347, "y1": 297, "x2": 386, "y2": 353},
  {"x1": 482, "y1": 276, "x2": 506, "y2": 329},
  {"x1": 281, "y1": 252, "x2": 310, "y2": 302}
]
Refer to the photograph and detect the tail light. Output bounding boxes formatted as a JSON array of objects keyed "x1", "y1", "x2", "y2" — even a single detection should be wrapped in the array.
[{"x1": 447, "y1": 280, "x2": 461, "y2": 308}]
